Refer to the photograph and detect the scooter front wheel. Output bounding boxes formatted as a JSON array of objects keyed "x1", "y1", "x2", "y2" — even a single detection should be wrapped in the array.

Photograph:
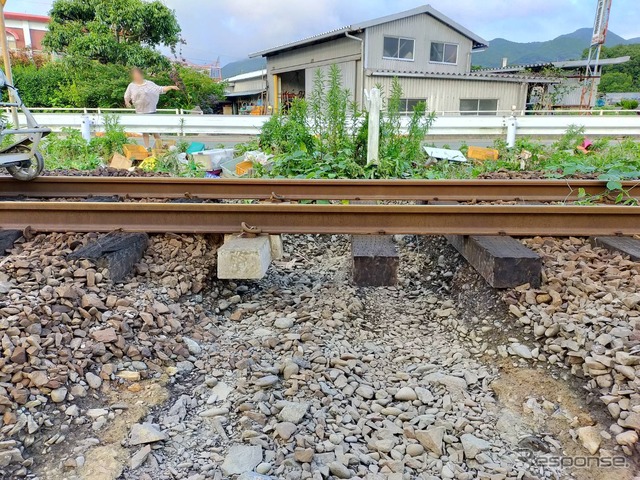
[{"x1": 6, "y1": 150, "x2": 44, "y2": 181}]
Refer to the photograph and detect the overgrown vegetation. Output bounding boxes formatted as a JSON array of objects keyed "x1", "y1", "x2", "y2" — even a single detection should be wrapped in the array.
[
  {"x1": 258, "y1": 66, "x2": 434, "y2": 179},
  {"x1": 421, "y1": 126, "x2": 640, "y2": 198},
  {"x1": 42, "y1": 114, "x2": 128, "y2": 170}
]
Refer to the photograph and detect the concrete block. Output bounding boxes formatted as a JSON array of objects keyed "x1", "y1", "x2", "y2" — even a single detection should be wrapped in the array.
[
  {"x1": 269, "y1": 235, "x2": 284, "y2": 261},
  {"x1": 224, "y1": 234, "x2": 283, "y2": 261},
  {"x1": 352, "y1": 235, "x2": 399, "y2": 287},
  {"x1": 217, "y1": 236, "x2": 272, "y2": 280}
]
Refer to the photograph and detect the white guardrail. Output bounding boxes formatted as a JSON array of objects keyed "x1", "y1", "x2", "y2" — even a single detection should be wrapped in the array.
[{"x1": 13, "y1": 112, "x2": 640, "y2": 138}]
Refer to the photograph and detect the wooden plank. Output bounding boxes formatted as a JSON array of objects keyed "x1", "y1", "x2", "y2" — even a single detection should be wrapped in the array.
[
  {"x1": 352, "y1": 235, "x2": 399, "y2": 287},
  {"x1": 68, "y1": 232, "x2": 149, "y2": 283},
  {"x1": 0, "y1": 230, "x2": 21, "y2": 256},
  {"x1": 589, "y1": 236, "x2": 640, "y2": 261},
  {"x1": 446, "y1": 235, "x2": 542, "y2": 288}
]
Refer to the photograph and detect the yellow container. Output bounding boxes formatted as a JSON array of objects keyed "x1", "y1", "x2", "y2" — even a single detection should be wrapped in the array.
[
  {"x1": 467, "y1": 146, "x2": 499, "y2": 162},
  {"x1": 123, "y1": 144, "x2": 149, "y2": 161},
  {"x1": 236, "y1": 160, "x2": 254, "y2": 176}
]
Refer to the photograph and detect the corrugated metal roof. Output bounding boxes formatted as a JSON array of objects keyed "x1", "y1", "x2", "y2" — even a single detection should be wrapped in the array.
[
  {"x1": 226, "y1": 69, "x2": 267, "y2": 83},
  {"x1": 250, "y1": 4, "x2": 488, "y2": 58},
  {"x1": 225, "y1": 89, "x2": 266, "y2": 98},
  {"x1": 480, "y1": 56, "x2": 631, "y2": 73},
  {"x1": 370, "y1": 69, "x2": 559, "y2": 83}
]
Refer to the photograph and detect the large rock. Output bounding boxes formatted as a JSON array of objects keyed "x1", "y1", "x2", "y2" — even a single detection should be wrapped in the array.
[
  {"x1": 129, "y1": 423, "x2": 166, "y2": 445},
  {"x1": 222, "y1": 445, "x2": 263, "y2": 476},
  {"x1": 85, "y1": 372, "x2": 103, "y2": 389},
  {"x1": 423, "y1": 373, "x2": 467, "y2": 392},
  {"x1": 278, "y1": 401, "x2": 309, "y2": 424},
  {"x1": 577, "y1": 426, "x2": 602, "y2": 454},
  {"x1": 460, "y1": 433, "x2": 491, "y2": 459},
  {"x1": 394, "y1": 387, "x2": 417, "y2": 401},
  {"x1": 328, "y1": 462, "x2": 352, "y2": 479},
  {"x1": 415, "y1": 426, "x2": 445, "y2": 457},
  {"x1": 130, "y1": 445, "x2": 151, "y2": 470},
  {"x1": 619, "y1": 412, "x2": 640, "y2": 431}
]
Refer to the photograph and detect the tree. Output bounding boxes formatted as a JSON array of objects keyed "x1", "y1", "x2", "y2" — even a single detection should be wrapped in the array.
[
  {"x1": 599, "y1": 72, "x2": 634, "y2": 93},
  {"x1": 43, "y1": 0, "x2": 181, "y2": 69},
  {"x1": 598, "y1": 44, "x2": 640, "y2": 92}
]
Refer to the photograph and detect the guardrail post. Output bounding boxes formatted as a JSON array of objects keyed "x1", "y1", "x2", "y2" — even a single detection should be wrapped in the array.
[
  {"x1": 364, "y1": 88, "x2": 381, "y2": 166},
  {"x1": 80, "y1": 115, "x2": 92, "y2": 143},
  {"x1": 506, "y1": 109, "x2": 517, "y2": 148}
]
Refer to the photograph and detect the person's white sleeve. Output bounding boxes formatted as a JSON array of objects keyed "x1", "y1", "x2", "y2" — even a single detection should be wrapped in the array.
[
  {"x1": 124, "y1": 84, "x2": 132, "y2": 105},
  {"x1": 149, "y1": 82, "x2": 165, "y2": 95}
]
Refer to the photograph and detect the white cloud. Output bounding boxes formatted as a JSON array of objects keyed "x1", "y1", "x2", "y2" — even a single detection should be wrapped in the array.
[{"x1": 17, "y1": 0, "x2": 640, "y2": 64}]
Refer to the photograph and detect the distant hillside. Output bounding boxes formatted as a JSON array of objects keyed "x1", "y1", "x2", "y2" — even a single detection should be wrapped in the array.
[
  {"x1": 474, "y1": 28, "x2": 640, "y2": 68},
  {"x1": 222, "y1": 58, "x2": 266, "y2": 79}
]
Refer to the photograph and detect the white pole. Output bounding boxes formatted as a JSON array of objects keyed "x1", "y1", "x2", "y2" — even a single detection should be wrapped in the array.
[
  {"x1": 365, "y1": 88, "x2": 381, "y2": 166},
  {"x1": 0, "y1": 1, "x2": 19, "y2": 129},
  {"x1": 506, "y1": 105, "x2": 517, "y2": 148},
  {"x1": 80, "y1": 115, "x2": 92, "y2": 143}
]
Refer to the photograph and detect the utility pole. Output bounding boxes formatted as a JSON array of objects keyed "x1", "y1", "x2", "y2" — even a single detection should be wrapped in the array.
[
  {"x1": 0, "y1": 0, "x2": 19, "y2": 128},
  {"x1": 580, "y1": 0, "x2": 613, "y2": 109}
]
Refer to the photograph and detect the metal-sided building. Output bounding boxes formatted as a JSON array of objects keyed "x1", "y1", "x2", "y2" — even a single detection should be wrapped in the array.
[
  {"x1": 224, "y1": 69, "x2": 268, "y2": 115},
  {"x1": 250, "y1": 5, "x2": 554, "y2": 115}
]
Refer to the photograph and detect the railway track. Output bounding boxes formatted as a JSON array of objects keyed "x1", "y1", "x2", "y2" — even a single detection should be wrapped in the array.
[
  {"x1": 1, "y1": 176, "x2": 639, "y2": 202},
  {"x1": 1, "y1": 176, "x2": 640, "y2": 236}
]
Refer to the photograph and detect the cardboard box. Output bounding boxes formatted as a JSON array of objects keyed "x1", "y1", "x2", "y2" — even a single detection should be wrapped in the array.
[
  {"x1": 109, "y1": 153, "x2": 133, "y2": 170},
  {"x1": 123, "y1": 144, "x2": 149, "y2": 161}
]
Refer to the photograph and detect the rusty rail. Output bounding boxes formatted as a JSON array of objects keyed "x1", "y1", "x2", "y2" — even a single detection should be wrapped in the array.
[
  {"x1": 1, "y1": 177, "x2": 638, "y2": 202},
  {"x1": 1, "y1": 201, "x2": 639, "y2": 236}
]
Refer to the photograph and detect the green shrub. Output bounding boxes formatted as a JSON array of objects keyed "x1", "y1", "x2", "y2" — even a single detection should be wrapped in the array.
[
  {"x1": 257, "y1": 65, "x2": 435, "y2": 179},
  {"x1": 620, "y1": 99, "x2": 639, "y2": 110},
  {"x1": 259, "y1": 99, "x2": 315, "y2": 155},
  {"x1": 42, "y1": 128, "x2": 101, "y2": 170},
  {"x1": 90, "y1": 114, "x2": 128, "y2": 158},
  {"x1": 12, "y1": 58, "x2": 224, "y2": 111}
]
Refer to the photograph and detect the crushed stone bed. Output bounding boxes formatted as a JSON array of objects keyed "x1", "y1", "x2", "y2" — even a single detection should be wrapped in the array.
[{"x1": 0, "y1": 234, "x2": 637, "y2": 480}]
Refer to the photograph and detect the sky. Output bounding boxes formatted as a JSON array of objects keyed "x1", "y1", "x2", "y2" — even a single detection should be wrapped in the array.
[{"x1": 15, "y1": 0, "x2": 640, "y2": 66}]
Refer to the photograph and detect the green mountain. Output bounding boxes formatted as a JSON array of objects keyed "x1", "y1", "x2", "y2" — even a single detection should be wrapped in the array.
[
  {"x1": 222, "y1": 58, "x2": 266, "y2": 79},
  {"x1": 474, "y1": 28, "x2": 639, "y2": 68}
]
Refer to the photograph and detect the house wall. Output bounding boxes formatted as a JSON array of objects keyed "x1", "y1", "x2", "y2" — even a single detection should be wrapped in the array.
[
  {"x1": 231, "y1": 77, "x2": 267, "y2": 93},
  {"x1": 5, "y1": 17, "x2": 49, "y2": 51},
  {"x1": 365, "y1": 75, "x2": 527, "y2": 113},
  {"x1": 305, "y1": 61, "x2": 358, "y2": 102},
  {"x1": 365, "y1": 14, "x2": 473, "y2": 74},
  {"x1": 549, "y1": 78, "x2": 591, "y2": 107},
  {"x1": 266, "y1": 35, "x2": 362, "y2": 106},
  {"x1": 267, "y1": 35, "x2": 362, "y2": 74}
]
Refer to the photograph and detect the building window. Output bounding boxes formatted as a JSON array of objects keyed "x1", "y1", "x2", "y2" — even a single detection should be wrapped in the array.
[
  {"x1": 430, "y1": 42, "x2": 458, "y2": 64},
  {"x1": 6, "y1": 33, "x2": 17, "y2": 52},
  {"x1": 460, "y1": 99, "x2": 499, "y2": 116},
  {"x1": 399, "y1": 98, "x2": 425, "y2": 113},
  {"x1": 383, "y1": 36, "x2": 415, "y2": 61}
]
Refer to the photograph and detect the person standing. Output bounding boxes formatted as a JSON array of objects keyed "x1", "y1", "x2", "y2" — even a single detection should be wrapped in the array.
[{"x1": 124, "y1": 67, "x2": 180, "y2": 150}]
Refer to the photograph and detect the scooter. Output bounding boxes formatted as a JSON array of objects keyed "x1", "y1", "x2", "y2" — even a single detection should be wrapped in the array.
[{"x1": 0, "y1": 69, "x2": 50, "y2": 181}]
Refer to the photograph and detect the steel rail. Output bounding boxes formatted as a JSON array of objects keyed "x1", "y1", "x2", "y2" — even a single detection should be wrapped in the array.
[
  {"x1": 1, "y1": 201, "x2": 639, "y2": 236},
  {"x1": 1, "y1": 177, "x2": 638, "y2": 202}
]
